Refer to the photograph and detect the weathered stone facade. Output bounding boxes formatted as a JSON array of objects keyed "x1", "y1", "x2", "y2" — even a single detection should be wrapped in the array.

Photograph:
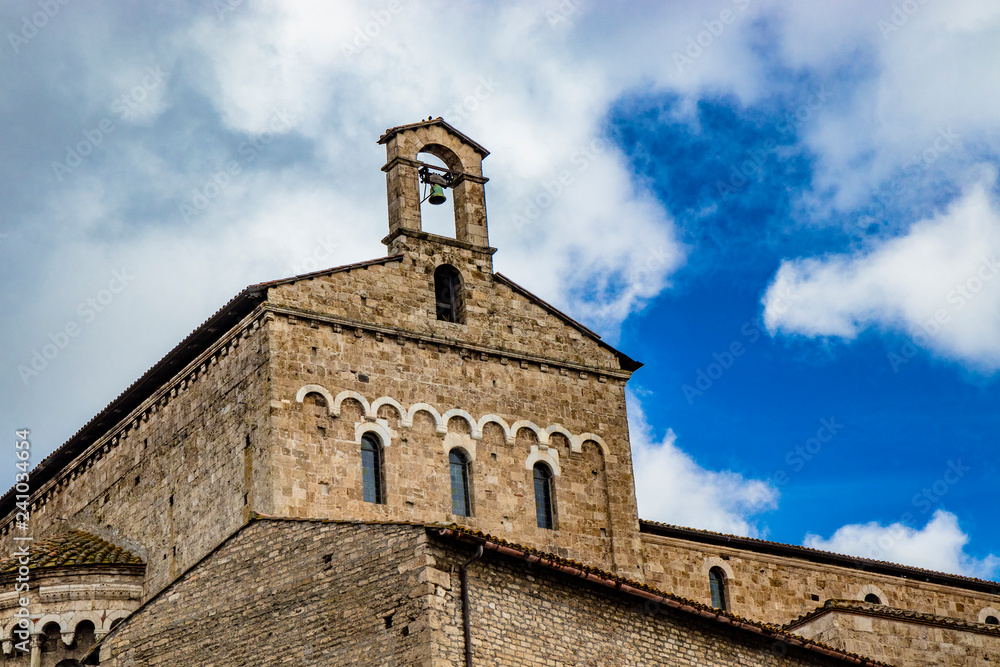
[{"x1": 0, "y1": 118, "x2": 997, "y2": 665}]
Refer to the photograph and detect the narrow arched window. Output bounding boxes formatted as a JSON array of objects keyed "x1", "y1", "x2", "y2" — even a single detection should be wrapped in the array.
[
  {"x1": 434, "y1": 264, "x2": 464, "y2": 323},
  {"x1": 986, "y1": 616, "x2": 999, "y2": 625},
  {"x1": 864, "y1": 593, "x2": 882, "y2": 604},
  {"x1": 533, "y1": 463, "x2": 554, "y2": 530},
  {"x1": 449, "y1": 449, "x2": 471, "y2": 516},
  {"x1": 709, "y1": 567, "x2": 727, "y2": 610},
  {"x1": 361, "y1": 434, "x2": 384, "y2": 504}
]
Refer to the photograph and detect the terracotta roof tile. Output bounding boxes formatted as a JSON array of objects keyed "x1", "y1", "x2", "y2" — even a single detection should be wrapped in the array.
[
  {"x1": 0, "y1": 530, "x2": 143, "y2": 572},
  {"x1": 785, "y1": 599, "x2": 1000, "y2": 637}
]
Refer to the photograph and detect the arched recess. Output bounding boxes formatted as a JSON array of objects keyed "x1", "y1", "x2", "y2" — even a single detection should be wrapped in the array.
[
  {"x1": 102, "y1": 610, "x2": 131, "y2": 633},
  {"x1": 478, "y1": 415, "x2": 511, "y2": 443},
  {"x1": 442, "y1": 408, "x2": 481, "y2": 439},
  {"x1": 355, "y1": 421, "x2": 392, "y2": 448},
  {"x1": 407, "y1": 403, "x2": 446, "y2": 434},
  {"x1": 525, "y1": 445, "x2": 560, "y2": 476},
  {"x1": 978, "y1": 606, "x2": 1000, "y2": 624},
  {"x1": 295, "y1": 384, "x2": 335, "y2": 412},
  {"x1": 511, "y1": 420, "x2": 547, "y2": 446},
  {"x1": 34, "y1": 614, "x2": 68, "y2": 635},
  {"x1": 332, "y1": 390, "x2": 372, "y2": 419},
  {"x1": 858, "y1": 584, "x2": 888, "y2": 606},
  {"x1": 572, "y1": 433, "x2": 609, "y2": 458},
  {"x1": 371, "y1": 396, "x2": 406, "y2": 422}
]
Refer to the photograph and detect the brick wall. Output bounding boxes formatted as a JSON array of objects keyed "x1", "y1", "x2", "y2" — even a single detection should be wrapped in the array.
[
  {"x1": 641, "y1": 533, "x2": 1000, "y2": 627},
  {"x1": 0, "y1": 313, "x2": 272, "y2": 599},
  {"x1": 792, "y1": 605, "x2": 1000, "y2": 666},
  {"x1": 96, "y1": 520, "x2": 435, "y2": 666}
]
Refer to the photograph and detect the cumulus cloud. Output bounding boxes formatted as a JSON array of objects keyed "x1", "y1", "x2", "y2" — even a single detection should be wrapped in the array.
[
  {"x1": 763, "y1": 175, "x2": 1000, "y2": 371},
  {"x1": 628, "y1": 391, "x2": 778, "y2": 537},
  {"x1": 804, "y1": 510, "x2": 999, "y2": 580}
]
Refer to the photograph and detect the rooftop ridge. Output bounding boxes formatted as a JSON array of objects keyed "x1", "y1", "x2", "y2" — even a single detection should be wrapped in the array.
[{"x1": 784, "y1": 599, "x2": 1000, "y2": 636}]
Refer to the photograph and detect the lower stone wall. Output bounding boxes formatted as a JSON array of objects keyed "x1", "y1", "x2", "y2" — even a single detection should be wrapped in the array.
[
  {"x1": 94, "y1": 520, "x2": 433, "y2": 666},
  {"x1": 792, "y1": 607, "x2": 1000, "y2": 666}
]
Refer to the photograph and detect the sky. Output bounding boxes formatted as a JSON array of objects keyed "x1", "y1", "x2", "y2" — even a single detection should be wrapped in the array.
[{"x1": 1, "y1": 1, "x2": 998, "y2": 580}]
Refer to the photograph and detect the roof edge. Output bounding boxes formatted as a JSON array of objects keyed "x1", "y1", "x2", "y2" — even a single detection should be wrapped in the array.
[
  {"x1": 640, "y1": 520, "x2": 1000, "y2": 593},
  {"x1": 378, "y1": 117, "x2": 490, "y2": 157},
  {"x1": 784, "y1": 599, "x2": 1000, "y2": 637},
  {"x1": 494, "y1": 273, "x2": 643, "y2": 373}
]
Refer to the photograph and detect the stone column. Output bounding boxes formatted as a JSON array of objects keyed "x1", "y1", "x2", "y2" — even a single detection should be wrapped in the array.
[{"x1": 29, "y1": 633, "x2": 42, "y2": 667}]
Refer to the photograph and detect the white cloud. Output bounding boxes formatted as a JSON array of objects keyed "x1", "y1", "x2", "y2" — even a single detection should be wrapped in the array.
[
  {"x1": 804, "y1": 510, "x2": 999, "y2": 580},
  {"x1": 628, "y1": 391, "x2": 778, "y2": 537},
  {"x1": 763, "y1": 175, "x2": 1000, "y2": 371}
]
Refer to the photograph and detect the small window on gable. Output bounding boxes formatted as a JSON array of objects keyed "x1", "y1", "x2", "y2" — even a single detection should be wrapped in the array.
[
  {"x1": 533, "y1": 463, "x2": 554, "y2": 530},
  {"x1": 864, "y1": 593, "x2": 882, "y2": 604},
  {"x1": 449, "y1": 449, "x2": 472, "y2": 517},
  {"x1": 709, "y1": 567, "x2": 728, "y2": 610},
  {"x1": 434, "y1": 264, "x2": 464, "y2": 323},
  {"x1": 985, "y1": 615, "x2": 999, "y2": 625},
  {"x1": 361, "y1": 433, "x2": 385, "y2": 504}
]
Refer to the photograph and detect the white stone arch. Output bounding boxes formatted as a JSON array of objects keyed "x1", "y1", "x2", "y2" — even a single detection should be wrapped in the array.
[
  {"x1": 4, "y1": 618, "x2": 31, "y2": 640},
  {"x1": 525, "y1": 445, "x2": 560, "y2": 476},
  {"x1": 332, "y1": 390, "x2": 371, "y2": 418},
  {"x1": 443, "y1": 431, "x2": 477, "y2": 462},
  {"x1": 511, "y1": 420, "x2": 547, "y2": 445},
  {"x1": 35, "y1": 614, "x2": 68, "y2": 634},
  {"x1": 858, "y1": 584, "x2": 888, "y2": 605},
  {"x1": 701, "y1": 556, "x2": 735, "y2": 580},
  {"x1": 295, "y1": 383, "x2": 335, "y2": 412},
  {"x1": 442, "y1": 408, "x2": 482, "y2": 440},
  {"x1": 355, "y1": 421, "x2": 392, "y2": 448},
  {"x1": 544, "y1": 424, "x2": 574, "y2": 450},
  {"x1": 477, "y1": 415, "x2": 511, "y2": 443},
  {"x1": 572, "y1": 432, "x2": 609, "y2": 457},
  {"x1": 978, "y1": 606, "x2": 1000, "y2": 624},
  {"x1": 371, "y1": 396, "x2": 406, "y2": 422},
  {"x1": 102, "y1": 609, "x2": 131, "y2": 633},
  {"x1": 406, "y1": 403, "x2": 446, "y2": 434}
]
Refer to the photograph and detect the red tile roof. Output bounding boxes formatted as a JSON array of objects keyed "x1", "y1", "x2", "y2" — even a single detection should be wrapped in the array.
[{"x1": 0, "y1": 530, "x2": 143, "y2": 572}]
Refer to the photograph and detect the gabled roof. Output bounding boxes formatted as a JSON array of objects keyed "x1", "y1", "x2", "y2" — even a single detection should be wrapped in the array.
[
  {"x1": 0, "y1": 530, "x2": 143, "y2": 573},
  {"x1": 432, "y1": 524, "x2": 890, "y2": 666},
  {"x1": 0, "y1": 256, "x2": 403, "y2": 522},
  {"x1": 378, "y1": 116, "x2": 490, "y2": 157},
  {"x1": 494, "y1": 273, "x2": 642, "y2": 372},
  {"x1": 640, "y1": 520, "x2": 1000, "y2": 594},
  {"x1": 785, "y1": 599, "x2": 1000, "y2": 637}
]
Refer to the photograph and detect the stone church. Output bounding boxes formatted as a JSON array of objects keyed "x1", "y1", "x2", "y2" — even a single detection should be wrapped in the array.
[{"x1": 1, "y1": 119, "x2": 998, "y2": 666}]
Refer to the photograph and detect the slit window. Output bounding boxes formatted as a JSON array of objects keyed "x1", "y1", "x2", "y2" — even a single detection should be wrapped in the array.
[
  {"x1": 449, "y1": 449, "x2": 471, "y2": 516},
  {"x1": 434, "y1": 264, "x2": 464, "y2": 323},
  {"x1": 533, "y1": 463, "x2": 554, "y2": 530},
  {"x1": 709, "y1": 567, "x2": 727, "y2": 610},
  {"x1": 361, "y1": 433, "x2": 384, "y2": 504}
]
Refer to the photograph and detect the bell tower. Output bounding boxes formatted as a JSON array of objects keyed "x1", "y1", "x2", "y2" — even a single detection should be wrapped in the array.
[{"x1": 378, "y1": 117, "x2": 492, "y2": 253}]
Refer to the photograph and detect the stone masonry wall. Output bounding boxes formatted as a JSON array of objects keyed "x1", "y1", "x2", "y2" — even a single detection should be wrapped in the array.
[
  {"x1": 427, "y1": 534, "x2": 854, "y2": 667},
  {"x1": 0, "y1": 313, "x2": 273, "y2": 600},
  {"x1": 96, "y1": 520, "x2": 435, "y2": 666},
  {"x1": 792, "y1": 608, "x2": 1000, "y2": 666},
  {"x1": 641, "y1": 533, "x2": 1000, "y2": 627},
  {"x1": 264, "y1": 243, "x2": 643, "y2": 576}
]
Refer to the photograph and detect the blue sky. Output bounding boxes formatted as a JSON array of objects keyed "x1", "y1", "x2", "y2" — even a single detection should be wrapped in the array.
[{"x1": 1, "y1": 1, "x2": 999, "y2": 579}]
